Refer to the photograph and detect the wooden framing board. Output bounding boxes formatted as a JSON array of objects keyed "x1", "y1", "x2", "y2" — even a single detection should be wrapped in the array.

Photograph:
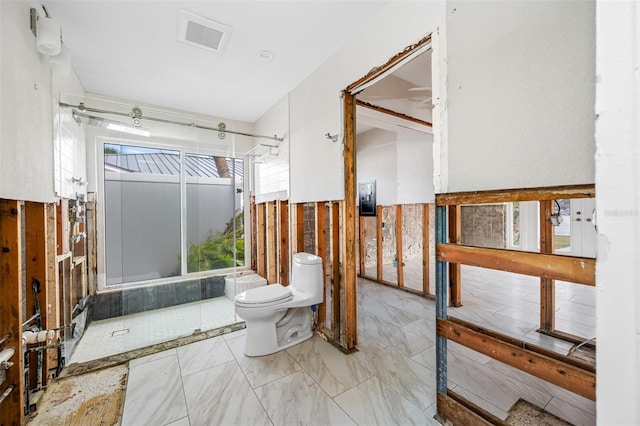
[
  {"x1": 0, "y1": 199, "x2": 25, "y2": 425},
  {"x1": 423, "y1": 204, "x2": 430, "y2": 295},
  {"x1": 437, "y1": 391, "x2": 502, "y2": 426},
  {"x1": 256, "y1": 203, "x2": 266, "y2": 278},
  {"x1": 448, "y1": 205, "x2": 462, "y2": 306},
  {"x1": 436, "y1": 184, "x2": 595, "y2": 206},
  {"x1": 266, "y1": 201, "x2": 277, "y2": 284},
  {"x1": 376, "y1": 205, "x2": 383, "y2": 281},
  {"x1": 46, "y1": 204, "x2": 59, "y2": 372},
  {"x1": 295, "y1": 203, "x2": 305, "y2": 253},
  {"x1": 250, "y1": 198, "x2": 257, "y2": 271},
  {"x1": 437, "y1": 318, "x2": 596, "y2": 400},
  {"x1": 315, "y1": 202, "x2": 327, "y2": 327},
  {"x1": 24, "y1": 202, "x2": 49, "y2": 389},
  {"x1": 331, "y1": 202, "x2": 341, "y2": 338},
  {"x1": 395, "y1": 205, "x2": 404, "y2": 287},
  {"x1": 437, "y1": 244, "x2": 596, "y2": 286},
  {"x1": 358, "y1": 216, "x2": 365, "y2": 276},
  {"x1": 278, "y1": 200, "x2": 289, "y2": 286},
  {"x1": 539, "y1": 200, "x2": 556, "y2": 332}
]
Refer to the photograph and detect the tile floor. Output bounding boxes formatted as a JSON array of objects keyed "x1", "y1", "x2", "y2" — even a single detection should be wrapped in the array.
[{"x1": 121, "y1": 267, "x2": 596, "y2": 425}]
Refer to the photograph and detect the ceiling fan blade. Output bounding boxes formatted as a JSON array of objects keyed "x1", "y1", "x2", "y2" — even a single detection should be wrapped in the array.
[{"x1": 408, "y1": 86, "x2": 432, "y2": 92}]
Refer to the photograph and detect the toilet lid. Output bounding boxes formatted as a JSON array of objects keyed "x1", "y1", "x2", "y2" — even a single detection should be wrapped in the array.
[{"x1": 235, "y1": 284, "x2": 292, "y2": 306}]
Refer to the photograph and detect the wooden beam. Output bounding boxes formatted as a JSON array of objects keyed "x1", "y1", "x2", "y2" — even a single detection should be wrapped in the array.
[
  {"x1": 376, "y1": 205, "x2": 383, "y2": 281},
  {"x1": 423, "y1": 204, "x2": 430, "y2": 295},
  {"x1": 295, "y1": 203, "x2": 305, "y2": 253},
  {"x1": 0, "y1": 200, "x2": 25, "y2": 426},
  {"x1": 343, "y1": 92, "x2": 358, "y2": 350},
  {"x1": 316, "y1": 202, "x2": 326, "y2": 328},
  {"x1": 358, "y1": 216, "x2": 365, "y2": 276},
  {"x1": 539, "y1": 200, "x2": 556, "y2": 332},
  {"x1": 24, "y1": 202, "x2": 49, "y2": 388},
  {"x1": 256, "y1": 203, "x2": 266, "y2": 278},
  {"x1": 437, "y1": 244, "x2": 596, "y2": 286},
  {"x1": 437, "y1": 319, "x2": 596, "y2": 400},
  {"x1": 278, "y1": 201, "x2": 289, "y2": 287},
  {"x1": 46, "y1": 204, "x2": 59, "y2": 372},
  {"x1": 396, "y1": 205, "x2": 404, "y2": 288},
  {"x1": 437, "y1": 391, "x2": 503, "y2": 426},
  {"x1": 266, "y1": 201, "x2": 277, "y2": 284},
  {"x1": 448, "y1": 205, "x2": 462, "y2": 307},
  {"x1": 331, "y1": 202, "x2": 341, "y2": 338},
  {"x1": 250, "y1": 197, "x2": 257, "y2": 271},
  {"x1": 436, "y1": 184, "x2": 595, "y2": 206}
]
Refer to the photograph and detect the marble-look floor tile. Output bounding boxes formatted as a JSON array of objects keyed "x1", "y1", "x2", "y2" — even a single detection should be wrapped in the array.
[
  {"x1": 373, "y1": 325, "x2": 434, "y2": 357},
  {"x1": 255, "y1": 370, "x2": 355, "y2": 426},
  {"x1": 446, "y1": 348, "x2": 551, "y2": 412},
  {"x1": 226, "y1": 333, "x2": 301, "y2": 388},
  {"x1": 401, "y1": 318, "x2": 436, "y2": 342},
  {"x1": 334, "y1": 376, "x2": 431, "y2": 425},
  {"x1": 129, "y1": 348, "x2": 177, "y2": 368},
  {"x1": 545, "y1": 396, "x2": 596, "y2": 426},
  {"x1": 165, "y1": 417, "x2": 190, "y2": 426},
  {"x1": 450, "y1": 385, "x2": 509, "y2": 420},
  {"x1": 360, "y1": 297, "x2": 420, "y2": 326},
  {"x1": 353, "y1": 340, "x2": 437, "y2": 410},
  {"x1": 122, "y1": 355, "x2": 187, "y2": 426},
  {"x1": 410, "y1": 340, "x2": 491, "y2": 373},
  {"x1": 182, "y1": 361, "x2": 271, "y2": 426},
  {"x1": 522, "y1": 329, "x2": 575, "y2": 355},
  {"x1": 448, "y1": 306, "x2": 538, "y2": 337},
  {"x1": 177, "y1": 335, "x2": 234, "y2": 376},
  {"x1": 287, "y1": 335, "x2": 371, "y2": 397},
  {"x1": 485, "y1": 358, "x2": 596, "y2": 416}
]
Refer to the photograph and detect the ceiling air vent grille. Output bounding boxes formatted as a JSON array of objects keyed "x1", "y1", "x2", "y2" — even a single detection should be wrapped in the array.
[{"x1": 177, "y1": 10, "x2": 233, "y2": 54}]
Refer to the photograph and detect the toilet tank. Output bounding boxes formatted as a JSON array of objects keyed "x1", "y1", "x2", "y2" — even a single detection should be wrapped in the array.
[{"x1": 291, "y1": 252, "x2": 323, "y2": 298}]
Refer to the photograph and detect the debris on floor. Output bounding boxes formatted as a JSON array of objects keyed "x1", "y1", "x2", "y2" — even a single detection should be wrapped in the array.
[
  {"x1": 26, "y1": 364, "x2": 128, "y2": 426},
  {"x1": 505, "y1": 399, "x2": 570, "y2": 425}
]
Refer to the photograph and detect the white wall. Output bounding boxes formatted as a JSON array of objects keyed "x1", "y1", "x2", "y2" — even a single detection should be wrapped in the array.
[
  {"x1": 253, "y1": 94, "x2": 290, "y2": 200},
  {"x1": 443, "y1": 1, "x2": 596, "y2": 193},
  {"x1": 356, "y1": 128, "x2": 397, "y2": 206},
  {"x1": 396, "y1": 127, "x2": 435, "y2": 204},
  {"x1": 287, "y1": 2, "x2": 446, "y2": 203},
  {"x1": 595, "y1": 1, "x2": 639, "y2": 424},
  {"x1": 0, "y1": 1, "x2": 84, "y2": 203}
]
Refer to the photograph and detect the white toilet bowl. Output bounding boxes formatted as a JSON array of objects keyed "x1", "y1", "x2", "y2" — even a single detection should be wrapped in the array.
[{"x1": 234, "y1": 252, "x2": 323, "y2": 357}]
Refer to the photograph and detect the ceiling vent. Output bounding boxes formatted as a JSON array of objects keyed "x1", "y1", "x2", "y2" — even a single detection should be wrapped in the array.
[{"x1": 177, "y1": 10, "x2": 233, "y2": 54}]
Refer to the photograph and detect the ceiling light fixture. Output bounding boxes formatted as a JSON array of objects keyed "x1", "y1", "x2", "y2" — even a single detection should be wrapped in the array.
[{"x1": 257, "y1": 50, "x2": 273, "y2": 61}]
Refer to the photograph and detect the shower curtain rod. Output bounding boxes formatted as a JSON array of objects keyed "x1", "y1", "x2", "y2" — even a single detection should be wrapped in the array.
[{"x1": 59, "y1": 102, "x2": 284, "y2": 142}]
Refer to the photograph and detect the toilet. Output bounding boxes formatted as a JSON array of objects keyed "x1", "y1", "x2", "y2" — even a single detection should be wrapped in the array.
[{"x1": 234, "y1": 252, "x2": 323, "y2": 357}]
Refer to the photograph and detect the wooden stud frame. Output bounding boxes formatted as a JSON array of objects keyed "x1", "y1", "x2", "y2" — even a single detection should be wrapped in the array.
[
  {"x1": 0, "y1": 200, "x2": 25, "y2": 426},
  {"x1": 316, "y1": 202, "x2": 327, "y2": 328},
  {"x1": 256, "y1": 203, "x2": 266, "y2": 278},
  {"x1": 435, "y1": 185, "x2": 597, "y2": 422},
  {"x1": 395, "y1": 205, "x2": 404, "y2": 287},
  {"x1": 278, "y1": 200, "x2": 289, "y2": 286}
]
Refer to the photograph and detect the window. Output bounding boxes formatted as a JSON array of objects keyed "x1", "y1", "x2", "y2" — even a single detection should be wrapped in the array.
[{"x1": 103, "y1": 143, "x2": 243, "y2": 286}]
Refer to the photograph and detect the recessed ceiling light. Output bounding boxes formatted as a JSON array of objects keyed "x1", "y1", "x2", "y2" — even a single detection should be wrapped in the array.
[{"x1": 257, "y1": 50, "x2": 273, "y2": 61}]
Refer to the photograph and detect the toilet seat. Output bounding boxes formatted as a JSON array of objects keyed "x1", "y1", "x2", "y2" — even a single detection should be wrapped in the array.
[{"x1": 235, "y1": 284, "x2": 292, "y2": 308}]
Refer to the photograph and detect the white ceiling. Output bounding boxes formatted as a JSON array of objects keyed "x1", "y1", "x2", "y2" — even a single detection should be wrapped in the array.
[{"x1": 45, "y1": 1, "x2": 389, "y2": 123}]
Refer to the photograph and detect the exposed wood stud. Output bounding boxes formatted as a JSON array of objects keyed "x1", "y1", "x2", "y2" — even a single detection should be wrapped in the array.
[
  {"x1": 0, "y1": 199, "x2": 25, "y2": 426},
  {"x1": 331, "y1": 202, "x2": 341, "y2": 339},
  {"x1": 296, "y1": 204, "x2": 305, "y2": 253},
  {"x1": 46, "y1": 204, "x2": 59, "y2": 371},
  {"x1": 278, "y1": 201, "x2": 289, "y2": 286},
  {"x1": 343, "y1": 92, "x2": 357, "y2": 350},
  {"x1": 448, "y1": 205, "x2": 462, "y2": 307},
  {"x1": 438, "y1": 319, "x2": 596, "y2": 400},
  {"x1": 437, "y1": 391, "x2": 502, "y2": 426},
  {"x1": 266, "y1": 201, "x2": 277, "y2": 284},
  {"x1": 256, "y1": 203, "x2": 266, "y2": 278},
  {"x1": 376, "y1": 205, "x2": 383, "y2": 281},
  {"x1": 358, "y1": 216, "x2": 365, "y2": 276},
  {"x1": 24, "y1": 202, "x2": 49, "y2": 388},
  {"x1": 437, "y1": 244, "x2": 596, "y2": 286},
  {"x1": 316, "y1": 202, "x2": 327, "y2": 328},
  {"x1": 396, "y1": 204, "x2": 404, "y2": 287},
  {"x1": 539, "y1": 200, "x2": 556, "y2": 332},
  {"x1": 435, "y1": 184, "x2": 595, "y2": 206},
  {"x1": 423, "y1": 203, "x2": 430, "y2": 295},
  {"x1": 250, "y1": 198, "x2": 257, "y2": 271}
]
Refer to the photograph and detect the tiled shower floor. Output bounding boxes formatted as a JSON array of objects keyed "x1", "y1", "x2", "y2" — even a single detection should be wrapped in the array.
[{"x1": 69, "y1": 296, "x2": 240, "y2": 364}]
